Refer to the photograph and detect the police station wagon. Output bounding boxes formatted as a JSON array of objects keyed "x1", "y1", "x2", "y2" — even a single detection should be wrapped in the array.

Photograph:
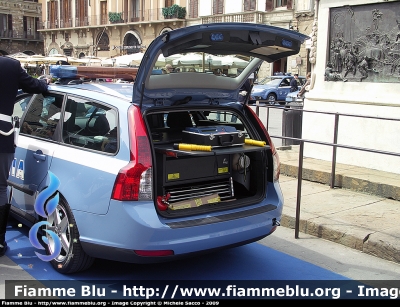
[{"x1": 9, "y1": 23, "x2": 308, "y2": 273}]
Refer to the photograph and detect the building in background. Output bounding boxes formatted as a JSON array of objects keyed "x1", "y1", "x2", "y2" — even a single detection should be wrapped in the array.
[
  {"x1": 38, "y1": 0, "x2": 188, "y2": 59},
  {"x1": 0, "y1": 1, "x2": 315, "y2": 78},
  {"x1": 0, "y1": 0, "x2": 44, "y2": 56},
  {"x1": 36, "y1": 0, "x2": 313, "y2": 76}
]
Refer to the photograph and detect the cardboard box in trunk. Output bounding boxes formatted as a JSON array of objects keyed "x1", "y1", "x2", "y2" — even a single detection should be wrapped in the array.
[{"x1": 169, "y1": 193, "x2": 221, "y2": 210}]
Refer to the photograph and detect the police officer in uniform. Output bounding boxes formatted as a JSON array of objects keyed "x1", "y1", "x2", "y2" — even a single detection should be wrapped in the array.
[
  {"x1": 0, "y1": 56, "x2": 50, "y2": 256},
  {"x1": 290, "y1": 73, "x2": 299, "y2": 92}
]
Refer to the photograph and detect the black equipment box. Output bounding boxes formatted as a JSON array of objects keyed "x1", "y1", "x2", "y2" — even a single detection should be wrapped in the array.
[
  {"x1": 182, "y1": 126, "x2": 245, "y2": 147},
  {"x1": 164, "y1": 154, "x2": 231, "y2": 183}
]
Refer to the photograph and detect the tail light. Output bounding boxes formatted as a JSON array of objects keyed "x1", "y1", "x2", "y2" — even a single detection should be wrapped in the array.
[
  {"x1": 111, "y1": 105, "x2": 153, "y2": 201},
  {"x1": 245, "y1": 105, "x2": 280, "y2": 182},
  {"x1": 271, "y1": 150, "x2": 280, "y2": 182}
]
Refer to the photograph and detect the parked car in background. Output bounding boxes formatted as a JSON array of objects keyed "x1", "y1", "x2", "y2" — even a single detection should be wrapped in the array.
[
  {"x1": 9, "y1": 23, "x2": 308, "y2": 274},
  {"x1": 250, "y1": 75, "x2": 305, "y2": 105},
  {"x1": 284, "y1": 89, "x2": 305, "y2": 110}
]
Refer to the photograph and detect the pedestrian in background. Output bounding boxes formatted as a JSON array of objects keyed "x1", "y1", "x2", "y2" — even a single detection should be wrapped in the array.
[
  {"x1": 0, "y1": 56, "x2": 50, "y2": 257},
  {"x1": 290, "y1": 73, "x2": 299, "y2": 92},
  {"x1": 163, "y1": 64, "x2": 173, "y2": 74},
  {"x1": 298, "y1": 72, "x2": 311, "y2": 97}
]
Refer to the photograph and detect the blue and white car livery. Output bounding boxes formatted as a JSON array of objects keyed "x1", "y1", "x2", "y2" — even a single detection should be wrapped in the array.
[
  {"x1": 9, "y1": 23, "x2": 308, "y2": 273},
  {"x1": 251, "y1": 75, "x2": 305, "y2": 105}
]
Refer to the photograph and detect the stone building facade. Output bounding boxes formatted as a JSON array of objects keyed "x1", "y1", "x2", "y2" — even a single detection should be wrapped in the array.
[
  {"x1": 39, "y1": 0, "x2": 188, "y2": 59},
  {"x1": 37, "y1": 0, "x2": 314, "y2": 78},
  {"x1": 0, "y1": 0, "x2": 44, "y2": 56},
  {"x1": 1, "y1": 1, "x2": 315, "y2": 78}
]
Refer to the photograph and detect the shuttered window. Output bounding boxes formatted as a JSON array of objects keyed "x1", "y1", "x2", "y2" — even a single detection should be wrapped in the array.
[
  {"x1": 48, "y1": 0, "x2": 57, "y2": 27},
  {"x1": 189, "y1": 0, "x2": 198, "y2": 18},
  {"x1": 100, "y1": 1, "x2": 107, "y2": 24},
  {"x1": 7, "y1": 14, "x2": 12, "y2": 31},
  {"x1": 244, "y1": 0, "x2": 256, "y2": 11},
  {"x1": 23, "y1": 16, "x2": 27, "y2": 32},
  {"x1": 60, "y1": 0, "x2": 72, "y2": 27},
  {"x1": 275, "y1": 0, "x2": 289, "y2": 8},
  {"x1": 7, "y1": 14, "x2": 13, "y2": 30},
  {"x1": 265, "y1": 0, "x2": 273, "y2": 11},
  {"x1": 213, "y1": 0, "x2": 224, "y2": 15},
  {"x1": 76, "y1": 0, "x2": 88, "y2": 25},
  {"x1": 266, "y1": 0, "x2": 292, "y2": 10}
]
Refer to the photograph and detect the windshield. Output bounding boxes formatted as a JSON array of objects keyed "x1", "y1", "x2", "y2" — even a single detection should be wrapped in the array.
[
  {"x1": 258, "y1": 78, "x2": 282, "y2": 86},
  {"x1": 153, "y1": 53, "x2": 252, "y2": 77}
]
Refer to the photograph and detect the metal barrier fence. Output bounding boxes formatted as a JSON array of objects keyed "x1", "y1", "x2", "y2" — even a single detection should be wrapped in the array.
[{"x1": 254, "y1": 104, "x2": 400, "y2": 239}]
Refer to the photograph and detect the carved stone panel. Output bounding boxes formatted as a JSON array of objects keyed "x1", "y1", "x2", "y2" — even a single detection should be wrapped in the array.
[{"x1": 327, "y1": 2, "x2": 400, "y2": 83}]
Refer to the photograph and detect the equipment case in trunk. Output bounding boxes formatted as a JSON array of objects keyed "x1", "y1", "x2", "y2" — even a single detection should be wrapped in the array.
[{"x1": 181, "y1": 126, "x2": 245, "y2": 147}]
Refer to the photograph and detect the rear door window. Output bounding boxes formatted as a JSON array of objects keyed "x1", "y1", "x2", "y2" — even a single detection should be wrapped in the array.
[
  {"x1": 19, "y1": 93, "x2": 64, "y2": 141},
  {"x1": 280, "y1": 78, "x2": 291, "y2": 87},
  {"x1": 63, "y1": 96, "x2": 118, "y2": 154}
]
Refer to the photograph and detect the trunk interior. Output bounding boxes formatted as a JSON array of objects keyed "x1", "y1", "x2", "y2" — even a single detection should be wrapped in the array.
[{"x1": 146, "y1": 109, "x2": 272, "y2": 218}]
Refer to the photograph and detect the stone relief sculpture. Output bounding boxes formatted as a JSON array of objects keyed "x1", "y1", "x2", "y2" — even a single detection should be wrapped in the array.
[
  {"x1": 325, "y1": 62, "x2": 347, "y2": 82},
  {"x1": 327, "y1": 2, "x2": 400, "y2": 83}
]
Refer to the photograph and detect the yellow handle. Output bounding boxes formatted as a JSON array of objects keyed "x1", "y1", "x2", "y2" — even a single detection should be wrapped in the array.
[
  {"x1": 174, "y1": 143, "x2": 212, "y2": 151},
  {"x1": 245, "y1": 139, "x2": 266, "y2": 147}
]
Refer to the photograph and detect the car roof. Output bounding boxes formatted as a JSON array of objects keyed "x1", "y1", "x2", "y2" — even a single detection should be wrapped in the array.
[
  {"x1": 49, "y1": 82, "x2": 132, "y2": 103},
  {"x1": 74, "y1": 83, "x2": 133, "y2": 99},
  {"x1": 261, "y1": 75, "x2": 304, "y2": 79},
  {"x1": 132, "y1": 23, "x2": 309, "y2": 107},
  {"x1": 254, "y1": 75, "x2": 303, "y2": 85}
]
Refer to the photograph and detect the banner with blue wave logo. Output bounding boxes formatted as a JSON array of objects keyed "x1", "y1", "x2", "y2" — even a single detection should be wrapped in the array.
[{"x1": 28, "y1": 171, "x2": 62, "y2": 261}]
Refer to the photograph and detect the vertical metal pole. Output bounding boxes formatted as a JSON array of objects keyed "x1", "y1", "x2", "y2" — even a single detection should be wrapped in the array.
[
  {"x1": 265, "y1": 106, "x2": 269, "y2": 130},
  {"x1": 295, "y1": 140, "x2": 304, "y2": 239},
  {"x1": 330, "y1": 113, "x2": 339, "y2": 188}
]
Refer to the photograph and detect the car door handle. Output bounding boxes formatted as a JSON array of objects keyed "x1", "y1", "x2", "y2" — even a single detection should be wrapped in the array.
[{"x1": 33, "y1": 150, "x2": 46, "y2": 161}]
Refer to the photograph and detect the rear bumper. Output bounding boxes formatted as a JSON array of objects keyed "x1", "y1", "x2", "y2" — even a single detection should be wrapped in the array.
[
  {"x1": 75, "y1": 182, "x2": 283, "y2": 263},
  {"x1": 80, "y1": 233, "x2": 272, "y2": 264}
]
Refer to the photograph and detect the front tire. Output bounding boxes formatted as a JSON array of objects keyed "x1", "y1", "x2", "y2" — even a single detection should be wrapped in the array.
[
  {"x1": 45, "y1": 197, "x2": 94, "y2": 274},
  {"x1": 266, "y1": 93, "x2": 276, "y2": 105}
]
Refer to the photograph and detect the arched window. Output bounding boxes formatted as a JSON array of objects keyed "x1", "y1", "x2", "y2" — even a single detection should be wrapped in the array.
[
  {"x1": 160, "y1": 28, "x2": 172, "y2": 36},
  {"x1": 48, "y1": 48, "x2": 58, "y2": 55},
  {"x1": 123, "y1": 31, "x2": 142, "y2": 54},
  {"x1": 97, "y1": 32, "x2": 110, "y2": 51}
]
